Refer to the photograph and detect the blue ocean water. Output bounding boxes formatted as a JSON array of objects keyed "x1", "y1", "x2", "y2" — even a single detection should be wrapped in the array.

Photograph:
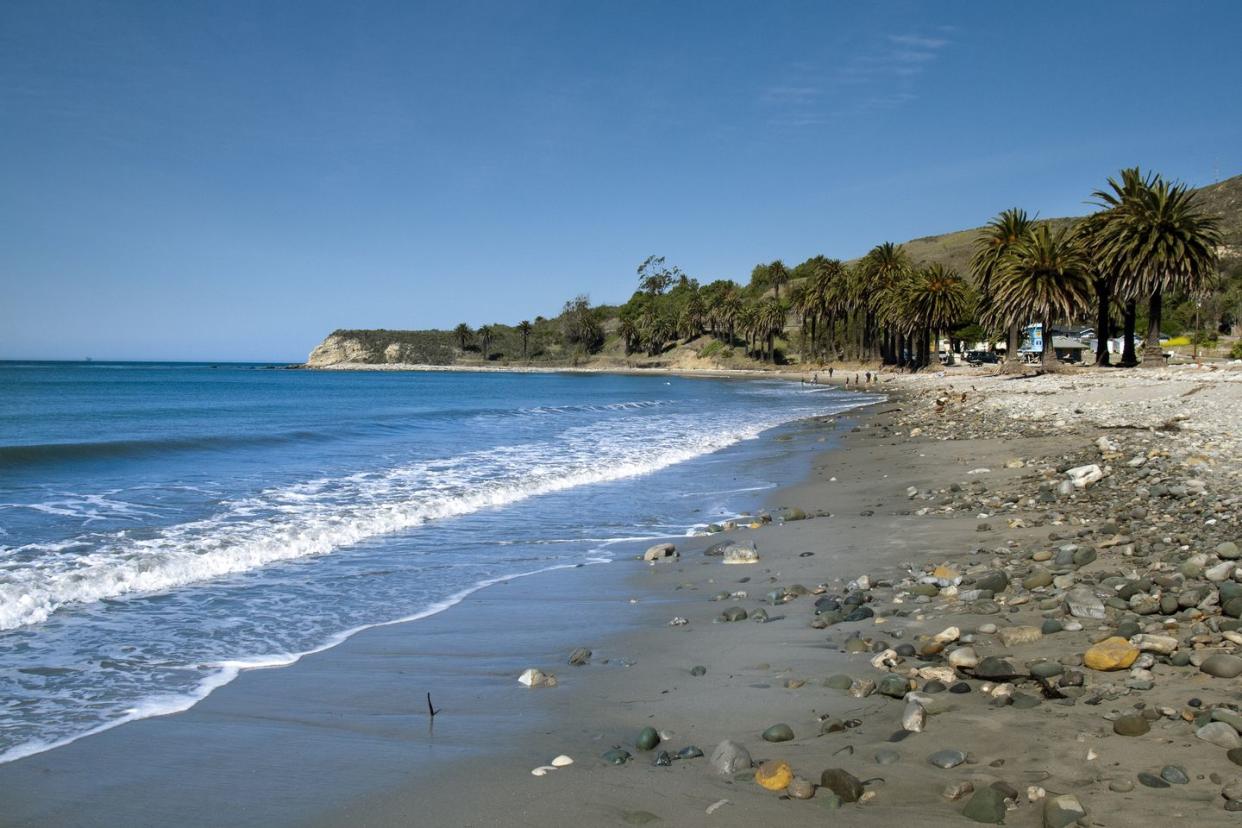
[{"x1": 0, "y1": 362, "x2": 872, "y2": 762}]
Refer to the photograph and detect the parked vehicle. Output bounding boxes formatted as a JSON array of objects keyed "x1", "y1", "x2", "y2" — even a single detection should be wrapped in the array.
[{"x1": 965, "y1": 350, "x2": 999, "y2": 365}]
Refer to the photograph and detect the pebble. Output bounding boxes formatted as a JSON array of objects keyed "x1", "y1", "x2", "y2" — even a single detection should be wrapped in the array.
[
  {"x1": 928, "y1": 749, "x2": 967, "y2": 769},
  {"x1": 709, "y1": 740, "x2": 751, "y2": 775},
  {"x1": 1198, "y1": 722, "x2": 1242, "y2": 749},
  {"x1": 1201, "y1": 654, "x2": 1242, "y2": 679},
  {"x1": 761, "y1": 723, "x2": 794, "y2": 743},
  {"x1": 636, "y1": 726, "x2": 660, "y2": 751},
  {"x1": 1113, "y1": 714, "x2": 1150, "y2": 737},
  {"x1": 819, "y1": 768, "x2": 863, "y2": 803},
  {"x1": 962, "y1": 787, "x2": 1008, "y2": 823}
]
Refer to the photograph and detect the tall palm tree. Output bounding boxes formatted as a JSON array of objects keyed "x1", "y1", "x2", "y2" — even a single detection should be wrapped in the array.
[
  {"x1": 720, "y1": 288, "x2": 743, "y2": 346},
  {"x1": 453, "y1": 323, "x2": 473, "y2": 351},
  {"x1": 517, "y1": 320, "x2": 533, "y2": 359},
  {"x1": 679, "y1": 294, "x2": 705, "y2": 339},
  {"x1": 617, "y1": 317, "x2": 639, "y2": 355},
  {"x1": 971, "y1": 209, "x2": 1034, "y2": 366},
  {"x1": 767, "y1": 260, "x2": 790, "y2": 301},
  {"x1": 1076, "y1": 212, "x2": 1114, "y2": 366},
  {"x1": 757, "y1": 297, "x2": 786, "y2": 362},
  {"x1": 906, "y1": 264, "x2": 971, "y2": 367},
  {"x1": 859, "y1": 242, "x2": 912, "y2": 363},
  {"x1": 477, "y1": 325, "x2": 494, "y2": 360},
  {"x1": 1090, "y1": 167, "x2": 1156, "y2": 366},
  {"x1": 987, "y1": 225, "x2": 1092, "y2": 371},
  {"x1": 1093, "y1": 172, "x2": 1222, "y2": 366}
]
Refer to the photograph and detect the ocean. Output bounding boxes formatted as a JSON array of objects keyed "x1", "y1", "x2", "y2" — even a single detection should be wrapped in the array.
[{"x1": 0, "y1": 362, "x2": 872, "y2": 763}]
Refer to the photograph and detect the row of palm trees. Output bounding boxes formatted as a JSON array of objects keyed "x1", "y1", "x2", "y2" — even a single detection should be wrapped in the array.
[
  {"x1": 970, "y1": 167, "x2": 1222, "y2": 369},
  {"x1": 453, "y1": 319, "x2": 535, "y2": 360}
]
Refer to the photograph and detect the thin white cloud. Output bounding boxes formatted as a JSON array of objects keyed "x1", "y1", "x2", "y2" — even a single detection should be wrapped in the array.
[{"x1": 761, "y1": 28, "x2": 956, "y2": 127}]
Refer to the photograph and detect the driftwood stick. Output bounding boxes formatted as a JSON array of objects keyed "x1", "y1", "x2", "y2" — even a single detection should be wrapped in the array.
[{"x1": 427, "y1": 692, "x2": 439, "y2": 718}]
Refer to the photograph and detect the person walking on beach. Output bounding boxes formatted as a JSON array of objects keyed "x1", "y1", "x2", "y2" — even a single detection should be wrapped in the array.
[
  {"x1": 828, "y1": 367, "x2": 834, "y2": 379},
  {"x1": 865, "y1": 371, "x2": 871, "y2": 384}
]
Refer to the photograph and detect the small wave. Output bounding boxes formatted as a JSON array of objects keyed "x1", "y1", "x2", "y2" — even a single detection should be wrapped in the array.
[
  {"x1": 0, "y1": 432, "x2": 334, "y2": 468},
  {"x1": 0, "y1": 558, "x2": 608, "y2": 765}
]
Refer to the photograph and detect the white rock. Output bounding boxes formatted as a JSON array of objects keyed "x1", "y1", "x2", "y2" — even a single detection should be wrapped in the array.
[
  {"x1": 902, "y1": 700, "x2": 925, "y2": 732},
  {"x1": 643, "y1": 543, "x2": 677, "y2": 562},
  {"x1": 518, "y1": 668, "x2": 557, "y2": 688},
  {"x1": 1066, "y1": 464, "x2": 1104, "y2": 489},
  {"x1": 551, "y1": 755, "x2": 574, "y2": 767},
  {"x1": 948, "y1": 646, "x2": 979, "y2": 670},
  {"x1": 1131, "y1": 634, "x2": 1178, "y2": 655},
  {"x1": 933, "y1": 626, "x2": 961, "y2": 644},
  {"x1": 721, "y1": 545, "x2": 759, "y2": 565}
]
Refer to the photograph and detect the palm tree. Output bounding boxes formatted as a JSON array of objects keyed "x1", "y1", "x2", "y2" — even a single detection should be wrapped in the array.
[
  {"x1": 679, "y1": 294, "x2": 705, "y2": 339},
  {"x1": 477, "y1": 325, "x2": 494, "y2": 360},
  {"x1": 971, "y1": 209, "x2": 1034, "y2": 366},
  {"x1": 1076, "y1": 212, "x2": 1114, "y2": 366},
  {"x1": 453, "y1": 323, "x2": 473, "y2": 351},
  {"x1": 618, "y1": 316, "x2": 639, "y2": 355},
  {"x1": 859, "y1": 242, "x2": 912, "y2": 363},
  {"x1": 1093, "y1": 171, "x2": 1222, "y2": 366},
  {"x1": 757, "y1": 298, "x2": 786, "y2": 362},
  {"x1": 719, "y1": 288, "x2": 743, "y2": 346},
  {"x1": 736, "y1": 303, "x2": 757, "y2": 357},
  {"x1": 906, "y1": 264, "x2": 971, "y2": 367},
  {"x1": 1089, "y1": 168, "x2": 1156, "y2": 366},
  {"x1": 767, "y1": 260, "x2": 790, "y2": 301},
  {"x1": 517, "y1": 320, "x2": 533, "y2": 359},
  {"x1": 987, "y1": 225, "x2": 1092, "y2": 371}
]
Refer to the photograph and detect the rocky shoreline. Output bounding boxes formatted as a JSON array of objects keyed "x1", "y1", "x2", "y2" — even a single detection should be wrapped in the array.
[{"x1": 323, "y1": 363, "x2": 1242, "y2": 826}]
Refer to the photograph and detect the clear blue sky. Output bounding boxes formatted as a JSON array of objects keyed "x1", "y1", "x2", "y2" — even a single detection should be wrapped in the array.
[{"x1": 3, "y1": 1, "x2": 1240, "y2": 361}]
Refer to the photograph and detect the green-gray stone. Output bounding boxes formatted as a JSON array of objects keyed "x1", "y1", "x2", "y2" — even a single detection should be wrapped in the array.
[
  {"x1": 962, "y1": 787, "x2": 1007, "y2": 823},
  {"x1": 878, "y1": 675, "x2": 908, "y2": 698},
  {"x1": 636, "y1": 726, "x2": 660, "y2": 751},
  {"x1": 1029, "y1": 661, "x2": 1063, "y2": 679},
  {"x1": 602, "y1": 748, "x2": 632, "y2": 765},
  {"x1": 1113, "y1": 714, "x2": 1150, "y2": 737},
  {"x1": 762, "y1": 723, "x2": 795, "y2": 742},
  {"x1": 825, "y1": 674, "x2": 853, "y2": 690},
  {"x1": 819, "y1": 768, "x2": 863, "y2": 802}
]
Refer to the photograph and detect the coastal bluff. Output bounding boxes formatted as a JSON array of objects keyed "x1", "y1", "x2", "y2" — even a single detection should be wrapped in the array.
[{"x1": 307, "y1": 330, "x2": 457, "y2": 367}]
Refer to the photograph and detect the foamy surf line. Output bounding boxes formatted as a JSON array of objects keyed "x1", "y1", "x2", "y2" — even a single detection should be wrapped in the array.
[
  {"x1": 0, "y1": 398, "x2": 875, "y2": 632},
  {"x1": 0, "y1": 555, "x2": 613, "y2": 766}
]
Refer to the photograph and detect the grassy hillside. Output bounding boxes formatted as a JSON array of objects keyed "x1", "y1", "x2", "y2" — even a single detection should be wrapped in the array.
[{"x1": 873, "y1": 172, "x2": 1242, "y2": 273}]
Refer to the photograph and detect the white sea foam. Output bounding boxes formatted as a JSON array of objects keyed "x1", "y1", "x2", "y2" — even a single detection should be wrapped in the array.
[{"x1": 0, "y1": 401, "x2": 866, "y2": 632}]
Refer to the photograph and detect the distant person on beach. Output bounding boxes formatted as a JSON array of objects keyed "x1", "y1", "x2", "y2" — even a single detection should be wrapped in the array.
[
  {"x1": 865, "y1": 371, "x2": 871, "y2": 384},
  {"x1": 828, "y1": 367, "x2": 834, "y2": 379}
]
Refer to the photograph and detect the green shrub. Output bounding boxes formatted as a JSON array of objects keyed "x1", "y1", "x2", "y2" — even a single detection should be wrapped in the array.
[
  {"x1": 1230, "y1": 340, "x2": 1242, "y2": 360},
  {"x1": 699, "y1": 340, "x2": 724, "y2": 358}
]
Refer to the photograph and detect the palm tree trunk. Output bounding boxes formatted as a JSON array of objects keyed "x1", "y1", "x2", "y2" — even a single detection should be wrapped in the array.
[
  {"x1": 1093, "y1": 277, "x2": 1111, "y2": 367},
  {"x1": 1005, "y1": 321, "x2": 1021, "y2": 365},
  {"x1": 1042, "y1": 314, "x2": 1056, "y2": 371},
  {"x1": 1121, "y1": 300, "x2": 1138, "y2": 366},
  {"x1": 1142, "y1": 289, "x2": 1164, "y2": 366}
]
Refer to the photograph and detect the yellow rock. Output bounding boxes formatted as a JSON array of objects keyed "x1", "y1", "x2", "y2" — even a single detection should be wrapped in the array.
[
  {"x1": 933, "y1": 565, "x2": 959, "y2": 580},
  {"x1": 1083, "y1": 637, "x2": 1139, "y2": 671},
  {"x1": 755, "y1": 760, "x2": 793, "y2": 792}
]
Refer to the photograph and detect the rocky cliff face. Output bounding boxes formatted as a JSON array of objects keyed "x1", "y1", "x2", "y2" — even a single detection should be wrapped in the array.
[
  {"x1": 306, "y1": 330, "x2": 458, "y2": 367},
  {"x1": 306, "y1": 334, "x2": 373, "y2": 366}
]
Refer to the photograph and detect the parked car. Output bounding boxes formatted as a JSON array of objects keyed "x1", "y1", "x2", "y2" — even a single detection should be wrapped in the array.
[{"x1": 965, "y1": 350, "x2": 999, "y2": 365}]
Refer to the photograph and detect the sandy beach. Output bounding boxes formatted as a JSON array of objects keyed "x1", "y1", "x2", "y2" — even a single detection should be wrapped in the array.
[{"x1": 3, "y1": 364, "x2": 1241, "y2": 827}]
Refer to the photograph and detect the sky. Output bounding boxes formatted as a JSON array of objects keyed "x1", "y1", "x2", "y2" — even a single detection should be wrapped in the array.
[{"x1": 3, "y1": 1, "x2": 1241, "y2": 361}]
